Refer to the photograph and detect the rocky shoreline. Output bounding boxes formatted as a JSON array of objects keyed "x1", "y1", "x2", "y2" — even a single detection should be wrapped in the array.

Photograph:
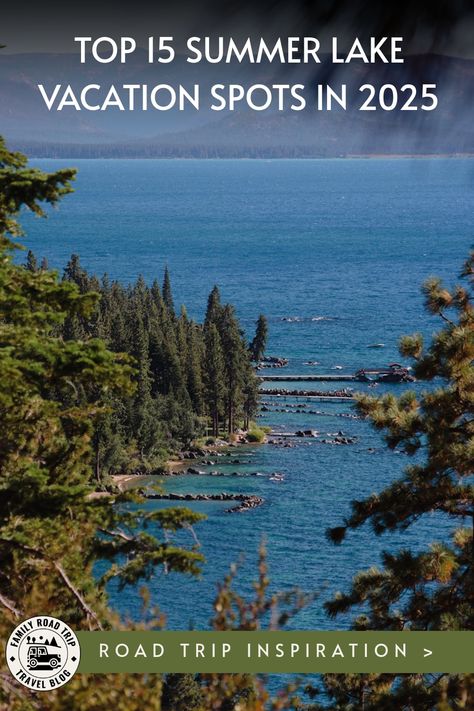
[
  {"x1": 114, "y1": 383, "x2": 358, "y2": 514},
  {"x1": 255, "y1": 355, "x2": 289, "y2": 370},
  {"x1": 184, "y1": 467, "x2": 283, "y2": 479},
  {"x1": 261, "y1": 403, "x2": 361, "y2": 419},
  {"x1": 145, "y1": 492, "x2": 264, "y2": 513},
  {"x1": 262, "y1": 387, "x2": 354, "y2": 398}
]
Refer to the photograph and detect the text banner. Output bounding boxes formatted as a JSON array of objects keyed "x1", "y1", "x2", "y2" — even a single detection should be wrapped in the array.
[{"x1": 76, "y1": 631, "x2": 474, "y2": 673}]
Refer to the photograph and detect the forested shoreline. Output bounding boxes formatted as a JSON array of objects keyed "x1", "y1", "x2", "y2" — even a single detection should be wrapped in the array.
[
  {"x1": 24, "y1": 250, "x2": 265, "y2": 479},
  {"x1": 12, "y1": 141, "x2": 474, "y2": 160}
]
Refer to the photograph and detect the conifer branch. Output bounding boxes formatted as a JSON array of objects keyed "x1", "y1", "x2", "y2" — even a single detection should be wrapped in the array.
[
  {"x1": 52, "y1": 561, "x2": 104, "y2": 630},
  {"x1": 99, "y1": 527, "x2": 134, "y2": 542},
  {"x1": 438, "y1": 310, "x2": 456, "y2": 327},
  {"x1": 0, "y1": 537, "x2": 103, "y2": 630},
  {"x1": 0, "y1": 592, "x2": 21, "y2": 618}
]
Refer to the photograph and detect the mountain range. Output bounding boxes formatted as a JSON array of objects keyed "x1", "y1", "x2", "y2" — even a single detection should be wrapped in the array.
[{"x1": 1, "y1": 51, "x2": 473, "y2": 157}]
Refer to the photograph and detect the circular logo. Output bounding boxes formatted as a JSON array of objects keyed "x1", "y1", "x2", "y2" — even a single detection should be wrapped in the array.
[{"x1": 6, "y1": 616, "x2": 80, "y2": 691}]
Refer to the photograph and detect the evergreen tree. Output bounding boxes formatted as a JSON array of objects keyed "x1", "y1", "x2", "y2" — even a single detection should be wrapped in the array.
[
  {"x1": 130, "y1": 311, "x2": 158, "y2": 465},
  {"x1": 62, "y1": 254, "x2": 96, "y2": 340},
  {"x1": 205, "y1": 285, "x2": 222, "y2": 327},
  {"x1": 151, "y1": 278, "x2": 165, "y2": 321},
  {"x1": 25, "y1": 249, "x2": 38, "y2": 272},
  {"x1": 319, "y1": 254, "x2": 474, "y2": 710},
  {"x1": 92, "y1": 396, "x2": 127, "y2": 482},
  {"x1": 94, "y1": 273, "x2": 112, "y2": 340},
  {"x1": 162, "y1": 265, "x2": 175, "y2": 315},
  {"x1": 109, "y1": 280, "x2": 129, "y2": 352},
  {"x1": 250, "y1": 314, "x2": 268, "y2": 361},
  {"x1": 242, "y1": 363, "x2": 260, "y2": 431},
  {"x1": 24, "y1": 260, "x2": 261, "y2": 468},
  {"x1": 161, "y1": 674, "x2": 203, "y2": 711},
  {"x1": 0, "y1": 136, "x2": 75, "y2": 238},
  {"x1": 204, "y1": 323, "x2": 226, "y2": 437},
  {"x1": 159, "y1": 312, "x2": 186, "y2": 397},
  {"x1": 177, "y1": 304, "x2": 189, "y2": 371},
  {"x1": 187, "y1": 323, "x2": 205, "y2": 415},
  {"x1": 219, "y1": 304, "x2": 248, "y2": 434},
  {"x1": 0, "y1": 136, "x2": 205, "y2": 710},
  {"x1": 63, "y1": 253, "x2": 91, "y2": 292}
]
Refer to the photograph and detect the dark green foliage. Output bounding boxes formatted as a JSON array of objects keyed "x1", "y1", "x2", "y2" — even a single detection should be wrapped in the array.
[
  {"x1": 162, "y1": 265, "x2": 175, "y2": 315},
  {"x1": 0, "y1": 134, "x2": 280, "y2": 711},
  {"x1": 0, "y1": 136, "x2": 75, "y2": 238},
  {"x1": 50, "y1": 255, "x2": 261, "y2": 473},
  {"x1": 242, "y1": 367, "x2": 261, "y2": 431},
  {"x1": 203, "y1": 294, "x2": 258, "y2": 436},
  {"x1": 205, "y1": 285, "x2": 222, "y2": 327},
  {"x1": 250, "y1": 314, "x2": 268, "y2": 361},
  {"x1": 0, "y1": 136, "x2": 206, "y2": 709},
  {"x1": 161, "y1": 674, "x2": 203, "y2": 711},
  {"x1": 25, "y1": 249, "x2": 38, "y2": 272},
  {"x1": 219, "y1": 305, "x2": 252, "y2": 434},
  {"x1": 318, "y1": 255, "x2": 474, "y2": 710},
  {"x1": 204, "y1": 323, "x2": 226, "y2": 437}
]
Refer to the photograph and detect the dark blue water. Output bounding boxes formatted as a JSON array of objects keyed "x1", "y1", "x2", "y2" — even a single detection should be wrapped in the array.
[{"x1": 22, "y1": 158, "x2": 474, "y2": 631}]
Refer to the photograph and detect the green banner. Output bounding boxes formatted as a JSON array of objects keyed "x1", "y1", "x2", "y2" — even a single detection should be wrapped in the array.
[{"x1": 76, "y1": 631, "x2": 474, "y2": 674}]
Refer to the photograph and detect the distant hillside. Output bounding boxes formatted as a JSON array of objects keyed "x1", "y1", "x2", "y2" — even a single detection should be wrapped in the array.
[{"x1": 2, "y1": 52, "x2": 473, "y2": 157}]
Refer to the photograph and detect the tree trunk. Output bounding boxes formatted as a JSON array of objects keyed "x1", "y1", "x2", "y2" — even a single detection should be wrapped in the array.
[
  {"x1": 95, "y1": 442, "x2": 101, "y2": 484},
  {"x1": 228, "y1": 400, "x2": 234, "y2": 434}
]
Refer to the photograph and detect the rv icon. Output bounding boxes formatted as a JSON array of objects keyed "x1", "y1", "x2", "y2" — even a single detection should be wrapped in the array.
[{"x1": 27, "y1": 644, "x2": 61, "y2": 670}]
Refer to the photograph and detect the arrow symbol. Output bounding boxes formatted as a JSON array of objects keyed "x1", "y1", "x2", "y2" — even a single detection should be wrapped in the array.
[{"x1": 423, "y1": 649, "x2": 432, "y2": 658}]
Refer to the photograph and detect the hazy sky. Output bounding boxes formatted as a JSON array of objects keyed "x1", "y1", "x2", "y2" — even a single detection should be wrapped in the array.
[{"x1": 2, "y1": 1, "x2": 474, "y2": 57}]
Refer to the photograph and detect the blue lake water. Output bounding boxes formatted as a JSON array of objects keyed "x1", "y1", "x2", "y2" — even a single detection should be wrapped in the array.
[{"x1": 21, "y1": 158, "x2": 474, "y2": 633}]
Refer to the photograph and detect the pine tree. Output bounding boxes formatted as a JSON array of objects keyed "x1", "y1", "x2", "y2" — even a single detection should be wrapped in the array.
[
  {"x1": 25, "y1": 249, "x2": 38, "y2": 272},
  {"x1": 320, "y1": 254, "x2": 474, "y2": 710},
  {"x1": 187, "y1": 323, "x2": 204, "y2": 415},
  {"x1": 0, "y1": 136, "x2": 75, "y2": 238},
  {"x1": 205, "y1": 285, "x2": 222, "y2": 328},
  {"x1": 250, "y1": 314, "x2": 268, "y2": 361},
  {"x1": 95, "y1": 272, "x2": 112, "y2": 340},
  {"x1": 151, "y1": 278, "x2": 165, "y2": 317},
  {"x1": 159, "y1": 312, "x2": 186, "y2": 397},
  {"x1": 219, "y1": 304, "x2": 248, "y2": 434},
  {"x1": 162, "y1": 265, "x2": 175, "y2": 315},
  {"x1": 0, "y1": 136, "x2": 205, "y2": 709},
  {"x1": 242, "y1": 363, "x2": 260, "y2": 431},
  {"x1": 63, "y1": 253, "x2": 91, "y2": 292},
  {"x1": 129, "y1": 306, "x2": 165, "y2": 469},
  {"x1": 109, "y1": 280, "x2": 129, "y2": 352},
  {"x1": 62, "y1": 253, "x2": 95, "y2": 340},
  {"x1": 53, "y1": 266, "x2": 262, "y2": 456},
  {"x1": 92, "y1": 397, "x2": 127, "y2": 482},
  {"x1": 177, "y1": 304, "x2": 189, "y2": 371},
  {"x1": 204, "y1": 323, "x2": 226, "y2": 437},
  {"x1": 161, "y1": 674, "x2": 203, "y2": 711}
]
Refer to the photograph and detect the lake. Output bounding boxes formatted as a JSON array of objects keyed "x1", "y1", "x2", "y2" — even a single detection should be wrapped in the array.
[{"x1": 22, "y1": 157, "x2": 474, "y2": 631}]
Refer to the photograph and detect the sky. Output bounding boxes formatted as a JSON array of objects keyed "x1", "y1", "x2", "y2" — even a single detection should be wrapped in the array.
[
  {"x1": 2, "y1": 0, "x2": 474, "y2": 57},
  {"x1": 1, "y1": 0, "x2": 473, "y2": 153}
]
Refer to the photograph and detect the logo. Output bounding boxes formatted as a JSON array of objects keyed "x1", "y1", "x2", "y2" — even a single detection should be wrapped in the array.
[{"x1": 6, "y1": 616, "x2": 80, "y2": 690}]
